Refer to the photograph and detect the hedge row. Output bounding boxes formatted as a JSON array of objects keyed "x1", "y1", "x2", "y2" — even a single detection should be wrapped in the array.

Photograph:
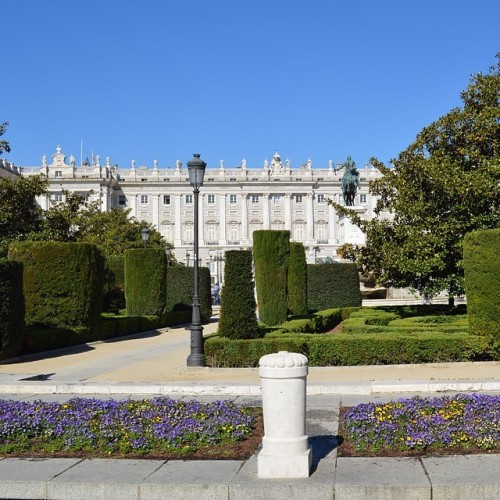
[
  {"x1": 265, "y1": 308, "x2": 356, "y2": 336},
  {"x1": 103, "y1": 255, "x2": 125, "y2": 312},
  {"x1": 253, "y1": 230, "x2": 290, "y2": 326},
  {"x1": 165, "y1": 266, "x2": 212, "y2": 323},
  {"x1": 0, "y1": 260, "x2": 25, "y2": 358},
  {"x1": 218, "y1": 250, "x2": 259, "y2": 339},
  {"x1": 464, "y1": 228, "x2": 500, "y2": 340},
  {"x1": 8, "y1": 241, "x2": 104, "y2": 331},
  {"x1": 287, "y1": 242, "x2": 308, "y2": 315},
  {"x1": 125, "y1": 249, "x2": 167, "y2": 316},
  {"x1": 205, "y1": 333, "x2": 497, "y2": 367},
  {"x1": 307, "y1": 263, "x2": 361, "y2": 311},
  {"x1": 22, "y1": 310, "x2": 192, "y2": 355}
]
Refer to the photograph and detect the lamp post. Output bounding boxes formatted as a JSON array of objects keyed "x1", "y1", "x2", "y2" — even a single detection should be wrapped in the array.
[
  {"x1": 141, "y1": 228, "x2": 150, "y2": 248},
  {"x1": 186, "y1": 153, "x2": 206, "y2": 367},
  {"x1": 185, "y1": 251, "x2": 190, "y2": 267}
]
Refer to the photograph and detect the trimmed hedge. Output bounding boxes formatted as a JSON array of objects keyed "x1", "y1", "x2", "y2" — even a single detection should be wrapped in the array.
[
  {"x1": 124, "y1": 249, "x2": 167, "y2": 316},
  {"x1": 307, "y1": 263, "x2": 361, "y2": 311},
  {"x1": 205, "y1": 332, "x2": 495, "y2": 367},
  {"x1": 22, "y1": 310, "x2": 193, "y2": 354},
  {"x1": 103, "y1": 255, "x2": 125, "y2": 312},
  {"x1": 218, "y1": 250, "x2": 259, "y2": 339},
  {"x1": 253, "y1": 230, "x2": 290, "y2": 326},
  {"x1": 287, "y1": 242, "x2": 308, "y2": 315},
  {"x1": 8, "y1": 241, "x2": 104, "y2": 331},
  {"x1": 464, "y1": 228, "x2": 500, "y2": 340},
  {"x1": 0, "y1": 260, "x2": 25, "y2": 358},
  {"x1": 165, "y1": 265, "x2": 212, "y2": 323}
]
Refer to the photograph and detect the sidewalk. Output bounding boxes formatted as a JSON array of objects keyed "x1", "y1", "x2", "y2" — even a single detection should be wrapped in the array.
[{"x1": 0, "y1": 312, "x2": 498, "y2": 499}]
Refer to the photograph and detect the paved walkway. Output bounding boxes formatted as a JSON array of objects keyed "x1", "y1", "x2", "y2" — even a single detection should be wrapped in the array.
[{"x1": 0, "y1": 311, "x2": 498, "y2": 499}]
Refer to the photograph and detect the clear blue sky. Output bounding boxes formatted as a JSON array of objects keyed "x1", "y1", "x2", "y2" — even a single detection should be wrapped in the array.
[{"x1": 3, "y1": 0, "x2": 499, "y2": 170}]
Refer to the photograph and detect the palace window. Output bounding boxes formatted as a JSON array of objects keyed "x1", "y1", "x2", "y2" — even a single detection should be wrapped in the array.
[
  {"x1": 55, "y1": 171, "x2": 62, "y2": 178},
  {"x1": 185, "y1": 194, "x2": 193, "y2": 205},
  {"x1": 54, "y1": 193, "x2": 63, "y2": 202},
  {"x1": 251, "y1": 195, "x2": 260, "y2": 204},
  {"x1": 228, "y1": 224, "x2": 240, "y2": 242},
  {"x1": 317, "y1": 194, "x2": 325, "y2": 203},
  {"x1": 295, "y1": 194, "x2": 303, "y2": 203},
  {"x1": 163, "y1": 194, "x2": 171, "y2": 205},
  {"x1": 273, "y1": 195, "x2": 282, "y2": 204},
  {"x1": 294, "y1": 222, "x2": 304, "y2": 240},
  {"x1": 140, "y1": 195, "x2": 148, "y2": 205},
  {"x1": 360, "y1": 194, "x2": 367, "y2": 203},
  {"x1": 207, "y1": 194, "x2": 216, "y2": 205},
  {"x1": 183, "y1": 223, "x2": 193, "y2": 243},
  {"x1": 205, "y1": 223, "x2": 218, "y2": 243},
  {"x1": 316, "y1": 223, "x2": 327, "y2": 241},
  {"x1": 229, "y1": 194, "x2": 237, "y2": 204}
]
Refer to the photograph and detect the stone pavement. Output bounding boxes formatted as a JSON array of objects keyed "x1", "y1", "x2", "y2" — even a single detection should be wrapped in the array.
[{"x1": 0, "y1": 311, "x2": 498, "y2": 499}]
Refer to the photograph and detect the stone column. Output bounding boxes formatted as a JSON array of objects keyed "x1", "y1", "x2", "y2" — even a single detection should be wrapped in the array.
[
  {"x1": 129, "y1": 194, "x2": 137, "y2": 218},
  {"x1": 328, "y1": 202, "x2": 336, "y2": 242},
  {"x1": 258, "y1": 351, "x2": 311, "y2": 478},
  {"x1": 263, "y1": 194, "x2": 270, "y2": 230},
  {"x1": 174, "y1": 194, "x2": 182, "y2": 245},
  {"x1": 306, "y1": 193, "x2": 314, "y2": 240},
  {"x1": 284, "y1": 194, "x2": 292, "y2": 230},
  {"x1": 199, "y1": 194, "x2": 205, "y2": 245},
  {"x1": 152, "y1": 194, "x2": 159, "y2": 230},
  {"x1": 241, "y1": 194, "x2": 249, "y2": 242},
  {"x1": 219, "y1": 194, "x2": 226, "y2": 245}
]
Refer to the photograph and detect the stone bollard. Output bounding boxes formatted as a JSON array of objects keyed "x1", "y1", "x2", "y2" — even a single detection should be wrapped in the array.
[{"x1": 257, "y1": 351, "x2": 311, "y2": 478}]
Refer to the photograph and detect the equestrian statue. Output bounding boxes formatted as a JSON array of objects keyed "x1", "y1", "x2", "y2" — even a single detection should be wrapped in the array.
[{"x1": 340, "y1": 156, "x2": 360, "y2": 206}]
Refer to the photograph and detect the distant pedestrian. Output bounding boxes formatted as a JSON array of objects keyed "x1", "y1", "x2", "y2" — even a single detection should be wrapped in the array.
[{"x1": 214, "y1": 283, "x2": 220, "y2": 305}]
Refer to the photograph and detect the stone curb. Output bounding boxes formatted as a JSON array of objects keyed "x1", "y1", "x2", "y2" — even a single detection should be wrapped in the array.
[{"x1": 0, "y1": 379, "x2": 499, "y2": 396}]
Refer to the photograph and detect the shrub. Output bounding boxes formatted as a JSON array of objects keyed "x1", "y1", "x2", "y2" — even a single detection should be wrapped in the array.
[
  {"x1": 0, "y1": 260, "x2": 25, "y2": 358},
  {"x1": 464, "y1": 228, "x2": 500, "y2": 340},
  {"x1": 253, "y1": 230, "x2": 290, "y2": 326},
  {"x1": 165, "y1": 265, "x2": 212, "y2": 323},
  {"x1": 205, "y1": 332, "x2": 495, "y2": 367},
  {"x1": 125, "y1": 249, "x2": 167, "y2": 316},
  {"x1": 103, "y1": 255, "x2": 125, "y2": 312},
  {"x1": 8, "y1": 241, "x2": 104, "y2": 331},
  {"x1": 307, "y1": 263, "x2": 361, "y2": 311},
  {"x1": 287, "y1": 242, "x2": 308, "y2": 315},
  {"x1": 218, "y1": 250, "x2": 259, "y2": 339}
]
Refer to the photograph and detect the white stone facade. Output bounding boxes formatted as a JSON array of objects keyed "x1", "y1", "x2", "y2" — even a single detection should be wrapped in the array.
[{"x1": 9, "y1": 147, "x2": 384, "y2": 282}]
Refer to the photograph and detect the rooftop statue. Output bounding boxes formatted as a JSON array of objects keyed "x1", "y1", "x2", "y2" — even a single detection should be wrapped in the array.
[{"x1": 341, "y1": 156, "x2": 360, "y2": 206}]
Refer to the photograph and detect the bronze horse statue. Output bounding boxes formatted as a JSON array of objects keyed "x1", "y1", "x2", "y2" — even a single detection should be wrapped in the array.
[{"x1": 341, "y1": 156, "x2": 360, "y2": 206}]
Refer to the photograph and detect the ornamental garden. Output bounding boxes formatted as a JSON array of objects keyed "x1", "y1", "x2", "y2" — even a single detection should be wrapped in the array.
[{"x1": 0, "y1": 228, "x2": 498, "y2": 366}]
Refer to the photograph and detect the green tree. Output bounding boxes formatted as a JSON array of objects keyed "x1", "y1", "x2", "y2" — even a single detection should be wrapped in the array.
[
  {"x1": 333, "y1": 56, "x2": 500, "y2": 299},
  {"x1": 0, "y1": 175, "x2": 48, "y2": 257},
  {"x1": 36, "y1": 190, "x2": 101, "y2": 242},
  {"x1": 79, "y1": 207, "x2": 168, "y2": 257},
  {"x1": 0, "y1": 122, "x2": 10, "y2": 156}
]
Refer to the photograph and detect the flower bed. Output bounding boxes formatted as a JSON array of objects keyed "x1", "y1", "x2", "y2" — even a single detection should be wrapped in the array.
[
  {"x1": 0, "y1": 397, "x2": 259, "y2": 458},
  {"x1": 341, "y1": 393, "x2": 500, "y2": 456}
]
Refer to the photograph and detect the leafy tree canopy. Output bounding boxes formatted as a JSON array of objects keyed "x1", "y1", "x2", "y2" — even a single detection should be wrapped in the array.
[
  {"x1": 0, "y1": 175, "x2": 48, "y2": 256},
  {"x1": 332, "y1": 55, "x2": 500, "y2": 298},
  {"x1": 0, "y1": 122, "x2": 10, "y2": 156}
]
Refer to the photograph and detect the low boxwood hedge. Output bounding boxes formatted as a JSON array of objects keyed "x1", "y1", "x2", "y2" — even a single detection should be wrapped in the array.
[
  {"x1": 21, "y1": 310, "x2": 193, "y2": 355},
  {"x1": 204, "y1": 332, "x2": 496, "y2": 367}
]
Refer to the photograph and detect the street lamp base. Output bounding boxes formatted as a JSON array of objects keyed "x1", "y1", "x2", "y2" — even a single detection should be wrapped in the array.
[{"x1": 186, "y1": 353, "x2": 206, "y2": 367}]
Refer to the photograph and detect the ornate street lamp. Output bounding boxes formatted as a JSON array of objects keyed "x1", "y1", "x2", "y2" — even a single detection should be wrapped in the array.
[
  {"x1": 186, "y1": 153, "x2": 206, "y2": 367},
  {"x1": 141, "y1": 227, "x2": 150, "y2": 248}
]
